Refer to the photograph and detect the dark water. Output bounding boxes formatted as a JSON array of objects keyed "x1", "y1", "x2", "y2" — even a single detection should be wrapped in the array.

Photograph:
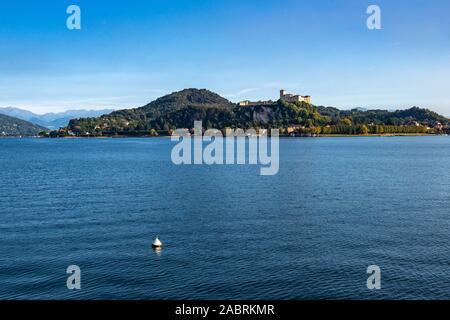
[{"x1": 1, "y1": 136, "x2": 450, "y2": 300}]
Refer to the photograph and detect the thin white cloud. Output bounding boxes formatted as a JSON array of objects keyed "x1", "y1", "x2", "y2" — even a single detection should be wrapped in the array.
[{"x1": 223, "y1": 87, "x2": 260, "y2": 98}]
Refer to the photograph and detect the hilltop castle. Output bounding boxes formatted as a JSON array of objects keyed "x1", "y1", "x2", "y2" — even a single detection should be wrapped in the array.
[
  {"x1": 238, "y1": 89, "x2": 311, "y2": 106},
  {"x1": 279, "y1": 89, "x2": 311, "y2": 104}
]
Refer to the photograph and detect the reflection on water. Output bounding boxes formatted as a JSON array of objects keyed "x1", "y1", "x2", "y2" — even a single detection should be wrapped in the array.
[{"x1": 152, "y1": 247, "x2": 162, "y2": 256}]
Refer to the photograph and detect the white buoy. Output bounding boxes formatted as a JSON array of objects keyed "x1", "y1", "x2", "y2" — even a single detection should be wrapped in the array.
[{"x1": 152, "y1": 236, "x2": 163, "y2": 248}]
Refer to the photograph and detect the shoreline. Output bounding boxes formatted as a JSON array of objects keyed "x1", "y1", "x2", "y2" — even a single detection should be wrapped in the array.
[{"x1": 3, "y1": 133, "x2": 448, "y2": 139}]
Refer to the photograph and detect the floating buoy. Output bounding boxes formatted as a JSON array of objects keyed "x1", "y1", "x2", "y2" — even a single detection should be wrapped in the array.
[{"x1": 152, "y1": 236, "x2": 163, "y2": 248}]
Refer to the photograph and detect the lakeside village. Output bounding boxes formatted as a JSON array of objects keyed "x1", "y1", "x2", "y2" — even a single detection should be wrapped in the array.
[{"x1": 44, "y1": 89, "x2": 449, "y2": 138}]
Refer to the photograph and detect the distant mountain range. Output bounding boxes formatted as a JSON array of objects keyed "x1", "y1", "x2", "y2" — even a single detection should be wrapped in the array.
[
  {"x1": 0, "y1": 107, "x2": 114, "y2": 129},
  {"x1": 0, "y1": 114, "x2": 48, "y2": 136}
]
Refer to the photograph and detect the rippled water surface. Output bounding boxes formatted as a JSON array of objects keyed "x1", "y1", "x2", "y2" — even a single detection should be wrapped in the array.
[{"x1": 1, "y1": 137, "x2": 450, "y2": 299}]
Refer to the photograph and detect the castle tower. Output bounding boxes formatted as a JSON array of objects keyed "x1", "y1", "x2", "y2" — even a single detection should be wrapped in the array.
[{"x1": 280, "y1": 89, "x2": 287, "y2": 99}]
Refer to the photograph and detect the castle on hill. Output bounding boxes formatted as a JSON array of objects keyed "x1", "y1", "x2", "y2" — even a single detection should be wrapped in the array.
[
  {"x1": 238, "y1": 89, "x2": 311, "y2": 106},
  {"x1": 279, "y1": 89, "x2": 311, "y2": 104}
]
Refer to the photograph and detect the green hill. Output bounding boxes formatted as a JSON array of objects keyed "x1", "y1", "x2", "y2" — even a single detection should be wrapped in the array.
[
  {"x1": 63, "y1": 88, "x2": 449, "y2": 136},
  {"x1": 68, "y1": 89, "x2": 235, "y2": 135},
  {"x1": 337, "y1": 107, "x2": 449, "y2": 126},
  {"x1": 0, "y1": 114, "x2": 48, "y2": 136}
]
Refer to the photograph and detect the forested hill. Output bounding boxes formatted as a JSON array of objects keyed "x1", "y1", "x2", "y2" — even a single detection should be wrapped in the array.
[
  {"x1": 67, "y1": 89, "x2": 235, "y2": 135},
  {"x1": 0, "y1": 114, "x2": 48, "y2": 136},
  {"x1": 62, "y1": 88, "x2": 449, "y2": 136},
  {"x1": 317, "y1": 106, "x2": 449, "y2": 126}
]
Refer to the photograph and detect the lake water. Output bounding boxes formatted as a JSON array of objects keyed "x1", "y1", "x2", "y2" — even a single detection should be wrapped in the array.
[{"x1": 1, "y1": 136, "x2": 450, "y2": 300}]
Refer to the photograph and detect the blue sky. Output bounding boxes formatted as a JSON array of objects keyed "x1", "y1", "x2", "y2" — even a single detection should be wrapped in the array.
[{"x1": 0, "y1": 0, "x2": 449, "y2": 115}]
